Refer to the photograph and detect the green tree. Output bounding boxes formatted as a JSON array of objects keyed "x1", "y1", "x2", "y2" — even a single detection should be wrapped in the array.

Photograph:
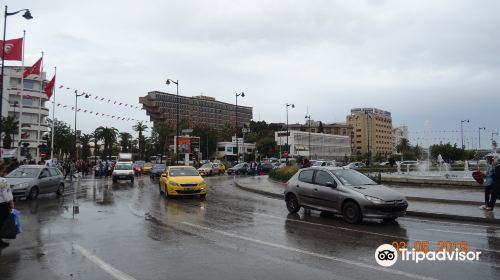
[
  {"x1": 80, "y1": 133, "x2": 92, "y2": 160},
  {"x1": 95, "y1": 126, "x2": 119, "y2": 160},
  {"x1": 256, "y1": 136, "x2": 277, "y2": 157},
  {"x1": 133, "y1": 121, "x2": 148, "y2": 159},
  {"x1": 318, "y1": 121, "x2": 324, "y2": 133},
  {"x1": 1, "y1": 116, "x2": 19, "y2": 149},
  {"x1": 150, "y1": 123, "x2": 173, "y2": 156},
  {"x1": 46, "y1": 119, "x2": 74, "y2": 159},
  {"x1": 119, "y1": 132, "x2": 133, "y2": 152}
]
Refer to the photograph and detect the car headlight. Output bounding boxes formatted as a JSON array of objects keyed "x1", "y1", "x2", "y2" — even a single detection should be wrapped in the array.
[
  {"x1": 13, "y1": 183, "x2": 29, "y2": 189},
  {"x1": 365, "y1": 195, "x2": 385, "y2": 204},
  {"x1": 169, "y1": 181, "x2": 178, "y2": 186}
]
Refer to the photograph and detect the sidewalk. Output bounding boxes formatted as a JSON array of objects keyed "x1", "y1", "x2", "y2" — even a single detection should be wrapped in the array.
[{"x1": 234, "y1": 176, "x2": 500, "y2": 224}]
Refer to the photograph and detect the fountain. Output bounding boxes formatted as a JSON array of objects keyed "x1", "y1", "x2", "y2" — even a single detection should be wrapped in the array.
[{"x1": 381, "y1": 153, "x2": 496, "y2": 186}]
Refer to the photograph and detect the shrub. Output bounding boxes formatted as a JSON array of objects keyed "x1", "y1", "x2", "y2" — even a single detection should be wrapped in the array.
[{"x1": 269, "y1": 166, "x2": 299, "y2": 182}]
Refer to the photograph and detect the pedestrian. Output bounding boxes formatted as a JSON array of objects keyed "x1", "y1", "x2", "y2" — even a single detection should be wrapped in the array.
[
  {"x1": 0, "y1": 164, "x2": 14, "y2": 247},
  {"x1": 480, "y1": 154, "x2": 499, "y2": 211}
]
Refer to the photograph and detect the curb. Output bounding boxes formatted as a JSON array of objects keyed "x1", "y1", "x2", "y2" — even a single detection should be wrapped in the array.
[
  {"x1": 234, "y1": 180, "x2": 284, "y2": 199},
  {"x1": 406, "y1": 196, "x2": 482, "y2": 206},
  {"x1": 405, "y1": 211, "x2": 500, "y2": 225},
  {"x1": 234, "y1": 179, "x2": 499, "y2": 224}
]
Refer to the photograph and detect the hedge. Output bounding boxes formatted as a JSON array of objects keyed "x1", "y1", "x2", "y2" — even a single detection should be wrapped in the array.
[{"x1": 269, "y1": 166, "x2": 299, "y2": 182}]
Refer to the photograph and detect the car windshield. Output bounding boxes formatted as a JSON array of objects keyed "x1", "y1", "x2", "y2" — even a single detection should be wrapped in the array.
[
  {"x1": 144, "y1": 163, "x2": 153, "y2": 167},
  {"x1": 115, "y1": 164, "x2": 132, "y2": 170},
  {"x1": 331, "y1": 169, "x2": 377, "y2": 186},
  {"x1": 152, "y1": 164, "x2": 165, "y2": 170},
  {"x1": 6, "y1": 168, "x2": 40, "y2": 178},
  {"x1": 201, "y1": 164, "x2": 212, "y2": 168},
  {"x1": 169, "y1": 168, "x2": 199, "y2": 177}
]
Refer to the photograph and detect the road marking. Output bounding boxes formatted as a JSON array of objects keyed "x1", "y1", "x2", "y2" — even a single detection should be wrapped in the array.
[
  {"x1": 181, "y1": 222, "x2": 437, "y2": 280},
  {"x1": 425, "y1": 228, "x2": 500, "y2": 238},
  {"x1": 73, "y1": 244, "x2": 137, "y2": 280}
]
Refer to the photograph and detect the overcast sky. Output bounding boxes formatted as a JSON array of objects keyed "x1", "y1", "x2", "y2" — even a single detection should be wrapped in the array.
[{"x1": 6, "y1": 0, "x2": 500, "y2": 148}]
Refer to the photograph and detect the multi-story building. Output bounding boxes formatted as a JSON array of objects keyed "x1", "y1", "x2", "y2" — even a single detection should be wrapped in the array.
[
  {"x1": 346, "y1": 108, "x2": 393, "y2": 157},
  {"x1": 275, "y1": 130, "x2": 351, "y2": 160},
  {"x1": 2, "y1": 66, "x2": 49, "y2": 161},
  {"x1": 288, "y1": 120, "x2": 352, "y2": 137},
  {"x1": 393, "y1": 125, "x2": 409, "y2": 149},
  {"x1": 139, "y1": 91, "x2": 253, "y2": 130}
]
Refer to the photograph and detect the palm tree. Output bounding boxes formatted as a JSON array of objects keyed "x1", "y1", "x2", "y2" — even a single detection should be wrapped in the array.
[
  {"x1": 119, "y1": 132, "x2": 133, "y2": 152},
  {"x1": 95, "y1": 126, "x2": 119, "y2": 160},
  {"x1": 133, "y1": 121, "x2": 148, "y2": 159},
  {"x1": 80, "y1": 133, "x2": 92, "y2": 160},
  {"x1": 1, "y1": 116, "x2": 19, "y2": 149}
]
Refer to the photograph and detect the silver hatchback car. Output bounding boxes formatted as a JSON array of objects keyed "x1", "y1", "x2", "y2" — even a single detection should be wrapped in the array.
[
  {"x1": 284, "y1": 167, "x2": 408, "y2": 223},
  {"x1": 6, "y1": 165, "x2": 65, "y2": 200}
]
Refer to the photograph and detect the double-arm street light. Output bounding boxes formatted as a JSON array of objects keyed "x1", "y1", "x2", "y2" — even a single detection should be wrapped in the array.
[
  {"x1": 460, "y1": 119, "x2": 469, "y2": 149},
  {"x1": 235, "y1": 92, "x2": 245, "y2": 162},
  {"x1": 286, "y1": 103, "x2": 295, "y2": 159},
  {"x1": 305, "y1": 113, "x2": 311, "y2": 159},
  {"x1": 166, "y1": 79, "x2": 179, "y2": 163},
  {"x1": 0, "y1": 6, "x2": 33, "y2": 143},
  {"x1": 74, "y1": 91, "x2": 89, "y2": 160},
  {"x1": 478, "y1": 127, "x2": 486, "y2": 150}
]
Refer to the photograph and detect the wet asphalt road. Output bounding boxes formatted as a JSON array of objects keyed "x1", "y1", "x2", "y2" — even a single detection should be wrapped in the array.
[{"x1": 0, "y1": 175, "x2": 499, "y2": 280}]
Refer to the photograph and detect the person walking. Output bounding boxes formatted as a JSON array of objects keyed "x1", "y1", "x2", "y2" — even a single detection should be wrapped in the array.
[
  {"x1": 480, "y1": 154, "x2": 498, "y2": 211},
  {"x1": 0, "y1": 165, "x2": 14, "y2": 247},
  {"x1": 69, "y1": 160, "x2": 77, "y2": 182}
]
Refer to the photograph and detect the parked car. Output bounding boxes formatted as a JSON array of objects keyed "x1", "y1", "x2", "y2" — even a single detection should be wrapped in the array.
[
  {"x1": 197, "y1": 163, "x2": 221, "y2": 176},
  {"x1": 259, "y1": 162, "x2": 274, "y2": 174},
  {"x1": 284, "y1": 167, "x2": 408, "y2": 223},
  {"x1": 159, "y1": 166, "x2": 207, "y2": 198},
  {"x1": 312, "y1": 160, "x2": 337, "y2": 167},
  {"x1": 150, "y1": 164, "x2": 166, "y2": 180},
  {"x1": 6, "y1": 165, "x2": 65, "y2": 200},
  {"x1": 345, "y1": 162, "x2": 366, "y2": 169},
  {"x1": 142, "y1": 162, "x2": 153, "y2": 174},
  {"x1": 226, "y1": 163, "x2": 249, "y2": 175},
  {"x1": 399, "y1": 161, "x2": 418, "y2": 166},
  {"x1": 112, "y1": 162, "x2": 134, "y2": 183}
]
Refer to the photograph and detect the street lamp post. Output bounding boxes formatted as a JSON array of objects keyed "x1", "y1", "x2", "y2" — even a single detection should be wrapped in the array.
[
  {"x1": 235, "y1": 92, "x2": 244, "y2": 162},
  {"x1": 493, "y1": 132, "x2": 499, "y2": 149},
  {"x1": 460, "y1": 119, "x2": 469, "y2": 149},
  {"x1": 305, "y1": 113, "x2": 311, "y2": 159},
  {"x1": 11, "y1": 101, "x2": 18, "y2": 146},
  {"x1": 286, "y1": 103, "x2": 295, "y2": 161},
  {"x1": 0, "y1": 6, "x2": 32, "y2": 144},
  {"x1": 166, "y1": 78, "x2": 179, "y2": 162},
  {"x1": 74, "y1": 91, "x2": 88, "y2": 160},
  {"x1": 478, "y1": 127, "x2": 486, "y2": 150}
]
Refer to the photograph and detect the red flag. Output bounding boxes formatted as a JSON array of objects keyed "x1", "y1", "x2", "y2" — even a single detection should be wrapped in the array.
[
  {"x1": 44, "y1": 75, "x2": 56, "y2": 99},
  {"x1": 0, "y1": 38, "x2": 23, "y2": 61},
  {"x1": 23, "y1": 57, "x2": 42, "y2": 78}
]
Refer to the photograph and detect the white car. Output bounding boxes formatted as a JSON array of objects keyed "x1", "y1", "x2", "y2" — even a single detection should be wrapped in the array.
[
  {"x1": 112, "y1": 162, "x2": 134, "y2": 183},
  {"x1": 345, "y1": 162, "x2": 366, "y2": 169}
]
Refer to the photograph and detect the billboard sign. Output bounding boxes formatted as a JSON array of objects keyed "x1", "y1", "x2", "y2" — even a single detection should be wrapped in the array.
[{"x1": 174, "y1": 136, "x2": 201, "y2": 154}]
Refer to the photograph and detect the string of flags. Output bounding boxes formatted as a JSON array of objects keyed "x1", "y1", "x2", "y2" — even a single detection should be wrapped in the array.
[
  {"x1": 57, "y1": 84, "x2": 144, "y2": 110},
  {"x1": 53, "y1": 101, "x2": 152, "y2": 123}
]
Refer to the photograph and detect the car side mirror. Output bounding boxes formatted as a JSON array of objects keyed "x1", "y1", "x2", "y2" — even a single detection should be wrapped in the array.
[
  {"x1": 326, "y1": 181, "x2": 337, "y2": 188},
  {"x1": 161, "y1": 173, "x2": 167, "y2": 178}
]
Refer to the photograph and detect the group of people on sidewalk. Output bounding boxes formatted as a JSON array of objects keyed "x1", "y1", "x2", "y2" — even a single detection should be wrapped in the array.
[{"x1": 480, "y1": 154, "x2": 500, "y2": 211}]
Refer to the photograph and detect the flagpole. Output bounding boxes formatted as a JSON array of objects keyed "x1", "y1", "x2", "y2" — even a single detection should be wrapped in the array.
[
  {"x1": 36, "y1": 51, "x2": 44, "y2": 163},
  {"x1": 50, "y1": 66, "x2": 56, "y2": 160},
  {"x1": 17, "y1": 30, "x2": 25, "y2": 160}
]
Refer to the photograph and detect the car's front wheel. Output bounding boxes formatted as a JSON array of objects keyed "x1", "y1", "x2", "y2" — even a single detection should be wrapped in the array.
[
  {"x1": 285, "y1": 194, "x2": 300, "y2": 213},
  {"x1": 56, "y1": 183, "x2": 64, "y2": 196},
  {"x1": 342, "y1": 201, "x2": 362, "y2": 224},
  {"x1": 28, "y1": 186, "x2": 39, "y2": 200}
]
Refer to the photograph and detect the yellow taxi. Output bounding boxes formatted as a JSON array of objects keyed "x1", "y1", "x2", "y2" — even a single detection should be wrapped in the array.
[
  {"x1": 159, "y1": 166, "x2": 207, "y2": 198},
  {"x1": 142, "y1": 162, "x2": 153, "y2": 174}
]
